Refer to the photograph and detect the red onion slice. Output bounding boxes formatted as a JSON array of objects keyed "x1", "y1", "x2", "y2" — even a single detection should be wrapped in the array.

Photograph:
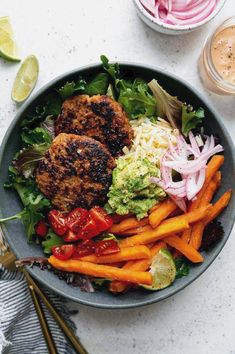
[
  {"x1": 139, "y1": 0, "x2": 219, "y2": 26},
  {"x1": 150, "y1": 131, "x2": 223, "y2": 211}
]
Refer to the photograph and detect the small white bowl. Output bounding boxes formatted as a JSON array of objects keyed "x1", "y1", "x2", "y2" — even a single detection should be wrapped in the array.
[{"x1": 133, "y1": 0, "x2": 227, "y2": 35}]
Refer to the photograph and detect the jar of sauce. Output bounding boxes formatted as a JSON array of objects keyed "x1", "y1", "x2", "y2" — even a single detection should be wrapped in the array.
[{"x1": 198, "y1": 17, "x2": 235, "y2": 95}]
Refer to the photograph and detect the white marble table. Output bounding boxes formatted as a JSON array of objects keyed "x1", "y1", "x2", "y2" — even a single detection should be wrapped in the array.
[{"x1": 0, "y1": 1, "x2": 235, "y2": 353}]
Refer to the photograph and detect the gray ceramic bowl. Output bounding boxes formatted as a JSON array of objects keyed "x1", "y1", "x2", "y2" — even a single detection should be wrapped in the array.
[{"x1": 0, "y1": 63, "x2": 234, "y2": 309}]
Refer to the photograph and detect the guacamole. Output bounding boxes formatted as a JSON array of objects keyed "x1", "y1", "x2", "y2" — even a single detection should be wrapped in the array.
[{"x1": 105, "y1": 156, "x2": 166, "y2": 220}]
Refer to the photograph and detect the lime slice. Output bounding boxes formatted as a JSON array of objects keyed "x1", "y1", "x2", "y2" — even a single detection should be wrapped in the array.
[
  {"x1": 0, "y1": 16, "x2": 13, "y2": 36},
  {"x1": 0, "y1": 27, "x2": 20, "y2": 62},
  {"x1": 12, "y1": 55, "x2": 39, "y2": 103},
  {"x1": 142, "y1": 249, "x2": 176, "y2": 291}
]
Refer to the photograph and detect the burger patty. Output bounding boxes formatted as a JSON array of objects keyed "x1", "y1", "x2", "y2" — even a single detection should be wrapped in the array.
[
  {"x1": 36, "y1": 133, "x2": 115, "y2": 211},
  {"x1": 55, "y1": 94, "x2": 133, "y2": 157}
]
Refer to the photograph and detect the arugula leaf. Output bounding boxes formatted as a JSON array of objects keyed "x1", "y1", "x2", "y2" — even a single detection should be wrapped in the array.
[
  {"x1": 21, "y1": 127, "x2": 52, "y2": 146},
  {"x1": 21, "y1": 93, "x2": 61, "y2": 128},
  {"x1": 0, "y1": 181, "x2": 50, "y2": 243},
  {"x1": 118, "y1": 78, "x2": 156, "y2": 119},
  {"x1": 85, "y1": 73, "x2": 109, "y2": 95},
  {"x1": 181, "y1": 105, "x2": 205, "y2": 137},
  {"x1": 100, "y1": 55, "x2": 120, "y2": 97},
  {"x1": 42, "y1": 229, "x2": 65, "y2": 254},
  {"x1": 100, "y1": 55, "x2": 120, "y2": 81},
  {"x1": 58, "y1": 79, "x2": 86, "y2": 100},
  {"x1": 13, "y1": 143, "x2": 49, "y2": 178},
  {"x1": 175, "y1": 258, "x2": 190, "y2": 279}
]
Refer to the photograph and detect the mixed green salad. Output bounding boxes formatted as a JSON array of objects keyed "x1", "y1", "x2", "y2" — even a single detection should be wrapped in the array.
[{"x1": 0, "y1": 56, "x2": 228, "y2": 294}]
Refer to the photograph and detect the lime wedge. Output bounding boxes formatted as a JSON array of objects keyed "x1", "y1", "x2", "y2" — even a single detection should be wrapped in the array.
[
  {"x1": 0, "y1": 27, "x2": 20, "y2": 62},
  {"x1": 12, "y1": 55, "x2": 39, "y2": 103},
  {"x1": 142, "y1": 249, "x2": 176, "y2": 291},
  {"x1": 0, "y1": 16, "x2": 13, "y2": 36}
]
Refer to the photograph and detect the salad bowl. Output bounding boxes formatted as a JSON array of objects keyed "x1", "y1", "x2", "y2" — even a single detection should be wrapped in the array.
[{"x1": 0, "y1": 62, "x2": 234, "y2": 309}]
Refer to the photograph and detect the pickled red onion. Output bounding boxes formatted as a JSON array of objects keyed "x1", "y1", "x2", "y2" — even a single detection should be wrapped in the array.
[
  {"x1": 139, "y1": 0, "x2": 219, "y2": 26},
  {"x1": 150, "y1": 132, "x2": 223, "y2": 211}
]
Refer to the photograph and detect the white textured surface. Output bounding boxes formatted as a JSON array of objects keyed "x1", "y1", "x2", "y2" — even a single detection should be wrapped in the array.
[{"x1": 0, "y1": 1, "x2": 235, "y2": 353}]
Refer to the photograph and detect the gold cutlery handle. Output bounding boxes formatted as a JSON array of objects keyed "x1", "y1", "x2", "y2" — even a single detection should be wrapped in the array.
[
  {"x1": 23, "y1": 269, "x2": 89, "y2": 354},
  {"x1": 29, "y1": 285, "x2": 58, "y2": 354}
]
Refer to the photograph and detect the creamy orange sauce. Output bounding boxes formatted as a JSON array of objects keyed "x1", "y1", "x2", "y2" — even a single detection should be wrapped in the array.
[{"x1": 211, "y1": 25, "x2": 235, "y2": 85}]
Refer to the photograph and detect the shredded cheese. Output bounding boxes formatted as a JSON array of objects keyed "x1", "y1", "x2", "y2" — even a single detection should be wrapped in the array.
[{"x1": 121, "y1": 118, "x2": 178, "y2": 166}]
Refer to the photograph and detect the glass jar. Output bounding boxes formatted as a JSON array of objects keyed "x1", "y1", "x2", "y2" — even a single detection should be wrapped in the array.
[{"x1": 198, "y1": 17, "x2": 235, "y2": 95}]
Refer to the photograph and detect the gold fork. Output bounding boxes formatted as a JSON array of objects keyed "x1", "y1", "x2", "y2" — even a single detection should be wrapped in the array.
[{"x1": 0, "y1": 229, "x2": 88, "y2": 354}]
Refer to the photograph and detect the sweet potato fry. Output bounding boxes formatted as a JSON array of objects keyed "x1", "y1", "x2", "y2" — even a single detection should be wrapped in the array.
[
  {"x1": 189, "y1": 222, "x2": 205, "y2": 250},
  {"x1": 189, "y1": 155, "x2": 224, "y2": 210},
  {"x1": 149, "y1": 199, "x2": 177, "y2": 228},
  {"x1": 214, "y1": 171, "x2": 221, "y2": 187},
  {"x1": 198, "y1": 179, "x2": 218, "y2": 207},
  {"x1": 120, "y1": 225, "x2": 153, "y2": 236},
  {"x1": 150, "y1": 203, "x2": 161, "y2": 213},
  {"x1": 205, "y1": 189, "x2": 232, "y2": 225},
  {"x1": 108, "y1": 217, "x2": 149, "y2": 234},
  {"x1": 189, "y1": 189, "x2": 232, "y2": 250},
  {"x1": 181, "y1": 174, "x2": 220, "y2": 249},
  {"x1": 109, "y1": 242, "x2": 166, "y2": 293},
  {"x1": 189, "y1": 178, "x2": 219, "y2": 249},
  {"x1": 119, "y1": 219, "x2": 189, "y2": 247},
  {"x1": 164, "y1": 235, "x2": 204, "y2": 263},
  {"x1": 48, "y1": 256, "x2": 153, "y2": 285},
  {"x1": 79, "y1": 245, "x2": 151, "y2": 264}
]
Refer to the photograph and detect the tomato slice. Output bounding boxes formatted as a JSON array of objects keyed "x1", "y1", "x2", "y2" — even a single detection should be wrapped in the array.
[
  {"x1": 35, "y1": 220, "x2": 48, "y2": 238},
  {"x1": 77, "y1": 215, "x2": 99, "y2": 239},
  {"x1": 63, "y1": 230, "x2": 81, "y2": 242},
  {"x1": 66, "y1": 208, "x2": 89, "y2": 233},
  {"x1": 89, "y1": 206, "x2": 113, "y2": 232},
  {"x1": 48, "y1": 210, "x2": 68, "y2": 236},
  {"x1": 52, "y1": 244, "x2": 75, "y2": 260},
  {"x1": 73, "y1": 240, "x2": 96, "y2": 258},
  {"x1": 95, "y1": 239, "x2": 120, "y2": 257}
]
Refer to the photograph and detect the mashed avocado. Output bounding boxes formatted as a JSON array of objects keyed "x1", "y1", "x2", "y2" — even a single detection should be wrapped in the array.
[{"x1": 105, "y1": 156, "x2": 166, "y2": 220}]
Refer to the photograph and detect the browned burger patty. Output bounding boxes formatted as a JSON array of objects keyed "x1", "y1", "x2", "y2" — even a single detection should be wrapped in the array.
[
  {"x1": 36, "y1": 133, "x2": 115, "y2": 212},
  {"x1": 55, "y1": 94, "x2": 133, "y2": 157}
]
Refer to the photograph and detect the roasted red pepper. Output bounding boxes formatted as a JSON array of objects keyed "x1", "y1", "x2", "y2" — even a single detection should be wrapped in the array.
[
  {"x1": 95, "y1": 239, "x2": 120, "y2": 257},
  {"x1": 35, "y1": 220, "x2": 48, "y2": 238},
  {"x1": 48, "y1": 210, "x2": 68, "y2": 236},
  {"x1": 52, "y1": 244, "x2": 75, "y2": 260}
]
